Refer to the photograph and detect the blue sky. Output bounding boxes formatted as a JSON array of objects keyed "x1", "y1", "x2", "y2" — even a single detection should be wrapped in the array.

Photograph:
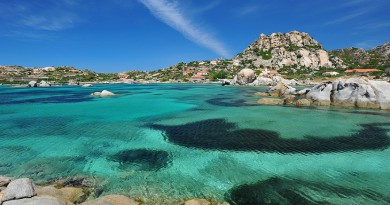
[{"x1": 0, "y1": 0, "x2": 389, "y2": 72}]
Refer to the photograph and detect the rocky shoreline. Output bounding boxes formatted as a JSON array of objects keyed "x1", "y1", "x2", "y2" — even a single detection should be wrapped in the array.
[
  {"x1": 0, "y1": 176, "x2": 229, "y2": 205},
  {"x1": 255, "y1": 77, "x2": 390, "y2": 110}
]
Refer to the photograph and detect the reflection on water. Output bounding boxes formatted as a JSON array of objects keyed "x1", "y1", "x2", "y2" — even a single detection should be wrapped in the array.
[{"x1": 0, "y1": 84, "x2": 389, "y2": 204}]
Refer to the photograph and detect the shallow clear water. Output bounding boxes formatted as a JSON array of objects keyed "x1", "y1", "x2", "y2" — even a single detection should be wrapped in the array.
[{"x1": 1, "y1": 84, "x2": 390, "y2": 204}]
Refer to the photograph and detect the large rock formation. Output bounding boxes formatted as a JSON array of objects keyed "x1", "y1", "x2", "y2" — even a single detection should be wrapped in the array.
[
  {"x1": 80, "y1": 195, "x2": 138, "y2": 205},
  {"x1": 306, "y1": 77, "x2": 390, "y2": 109},
  {"x1": 256, "y1": 77, "x2": 390, "y2": 110},
  {"x1": 234, "y1": 31, "x2": 346, "y2": 70}
]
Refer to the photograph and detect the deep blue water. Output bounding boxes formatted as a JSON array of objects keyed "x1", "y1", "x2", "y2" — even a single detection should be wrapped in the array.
[{"x1": 0, "y1": 84, "x2": 390, "y2": 204}]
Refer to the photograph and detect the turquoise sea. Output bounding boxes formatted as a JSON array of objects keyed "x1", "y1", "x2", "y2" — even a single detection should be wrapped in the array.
[{"x1": 1, "y1": 84, "x2": 390, "y2": 204}]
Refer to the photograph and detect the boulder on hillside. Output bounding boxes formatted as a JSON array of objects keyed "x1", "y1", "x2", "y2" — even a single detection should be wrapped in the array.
[
  {"x1": 1, "y1": 178, "x2": 36, "y2": 203},
  {"x1": 233, "y1": 69, "x2": 256, "y2": 85}
]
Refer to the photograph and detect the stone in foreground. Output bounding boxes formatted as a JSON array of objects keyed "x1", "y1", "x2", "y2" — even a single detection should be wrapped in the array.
[
  {"x1": 80, "y1": 195, "x2": 138, "y2": 205},
  {"x1": 1, "y1": 178, "x2": 36, "y2": 202},
  {"x1": 0, "y1": 176, "x2": 12, "y2": 187},
  {"x1": 36, "y1": 185, "x2": 86, "y2": 204},
  {"x1": 2, "y1": 195, "x2": 71, "y2": 205}
]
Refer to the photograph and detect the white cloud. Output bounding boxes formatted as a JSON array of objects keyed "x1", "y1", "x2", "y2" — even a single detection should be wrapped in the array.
[{"x1": 138, "y1": 0, "x2": 230, "y2": 58}]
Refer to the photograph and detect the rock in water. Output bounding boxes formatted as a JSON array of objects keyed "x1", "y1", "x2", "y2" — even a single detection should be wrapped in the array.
[
  {"x1": 369, "y1": 80, "x2": 390, "y2": 109},
  {"x1": 2, "y1": 195, "x2": 69, "y2": 205},
  {"x1": 91, "y1": 90, "x2": 115, "y2": 96},
  {"x1": 80, "y1": 195, "x2": 138, "y2": 205},
  {"x1": 267, "y1": 82, "x2": 296, "y2": 97},
  {"x1": 28, "y1": 81, "x2": 37, "y2": 87},
  {"x1": 38, "y1": 81, "x2": 51, "y2": 87},
  {"x1": 233, "y1": 69, "x2": 256, "y2": 85},
  {"x1": 257, "y1": 98, "x2": 284, "y2": 105},
  {"x1": 184, "y1": 199, "x2": 210, "y2": 205},
  {"x1": 100, "y1": 90, "x2": 115, "y2": 96},
  {"x1": 306, "y1": 81, "x2": 333, "y2": 106},
  {"x1": 1, "y1": 178, "x2": 36, "y2": 202},
  {"x1": 82, "y1": 84, "x2": 93, "y2": 87},
  {"x1": 305, "y1": 77, "x2": 390, "y2": 109}
]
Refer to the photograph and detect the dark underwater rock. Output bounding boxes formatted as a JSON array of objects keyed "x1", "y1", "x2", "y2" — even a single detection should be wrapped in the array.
[
  {"x1": 148, "y1": 119, "x2": 390, "y2": 153},
  {"x1": 226, "y1": 177, "x2": 390, "y2": 205},
  {"x1": 108, "y1": 149, "x2": 171, "y2": 171}
]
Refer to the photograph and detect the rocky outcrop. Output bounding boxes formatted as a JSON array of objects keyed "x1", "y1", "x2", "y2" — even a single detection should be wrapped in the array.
[
  {"x1": 80, "y1": 195, "x2": 138, "y2": 205},
  {"x1": 234, "y1": 31, "x2": 346, "y2": 70},
  {"x1": 256, "y1": 77, "x2": 390, "y2": 110},
  {"x1": 91, "y1": 90, "x2": 115, "y2": 97}
]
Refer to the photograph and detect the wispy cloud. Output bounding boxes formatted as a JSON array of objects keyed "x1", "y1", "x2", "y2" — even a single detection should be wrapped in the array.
[
  {"x1": 0, "y1": 0, "x2": 81, "y2": 32},
  {"x1": 20, "y1": 13, "x2": 78, "y2": 31},
  {"x1": 357, "y1": 22, "x2": 390, "y2": 30},
  {"x1": 237, "y1": 5, "x2": 259, "y2": 16},
  {"x1": 325, "y1": 10, "x2": 367, "y2": 25},
  {"x1": 138, "y1": 0, "x2": 230, "y2": 58}
]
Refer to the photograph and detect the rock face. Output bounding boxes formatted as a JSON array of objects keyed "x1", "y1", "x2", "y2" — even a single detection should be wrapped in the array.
[
  {"x1": 80, "y1": 195, "x2": 138, "y2": 205},
  {"x1": 91, "y1": 90, "x2": 115, "y2": 97},
  {"x1": 234, "y1": 31, "x2": 346, "y2": 70},
  {"x1": 1, "y1": 178, "x2": 36, "y2": 203}
]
